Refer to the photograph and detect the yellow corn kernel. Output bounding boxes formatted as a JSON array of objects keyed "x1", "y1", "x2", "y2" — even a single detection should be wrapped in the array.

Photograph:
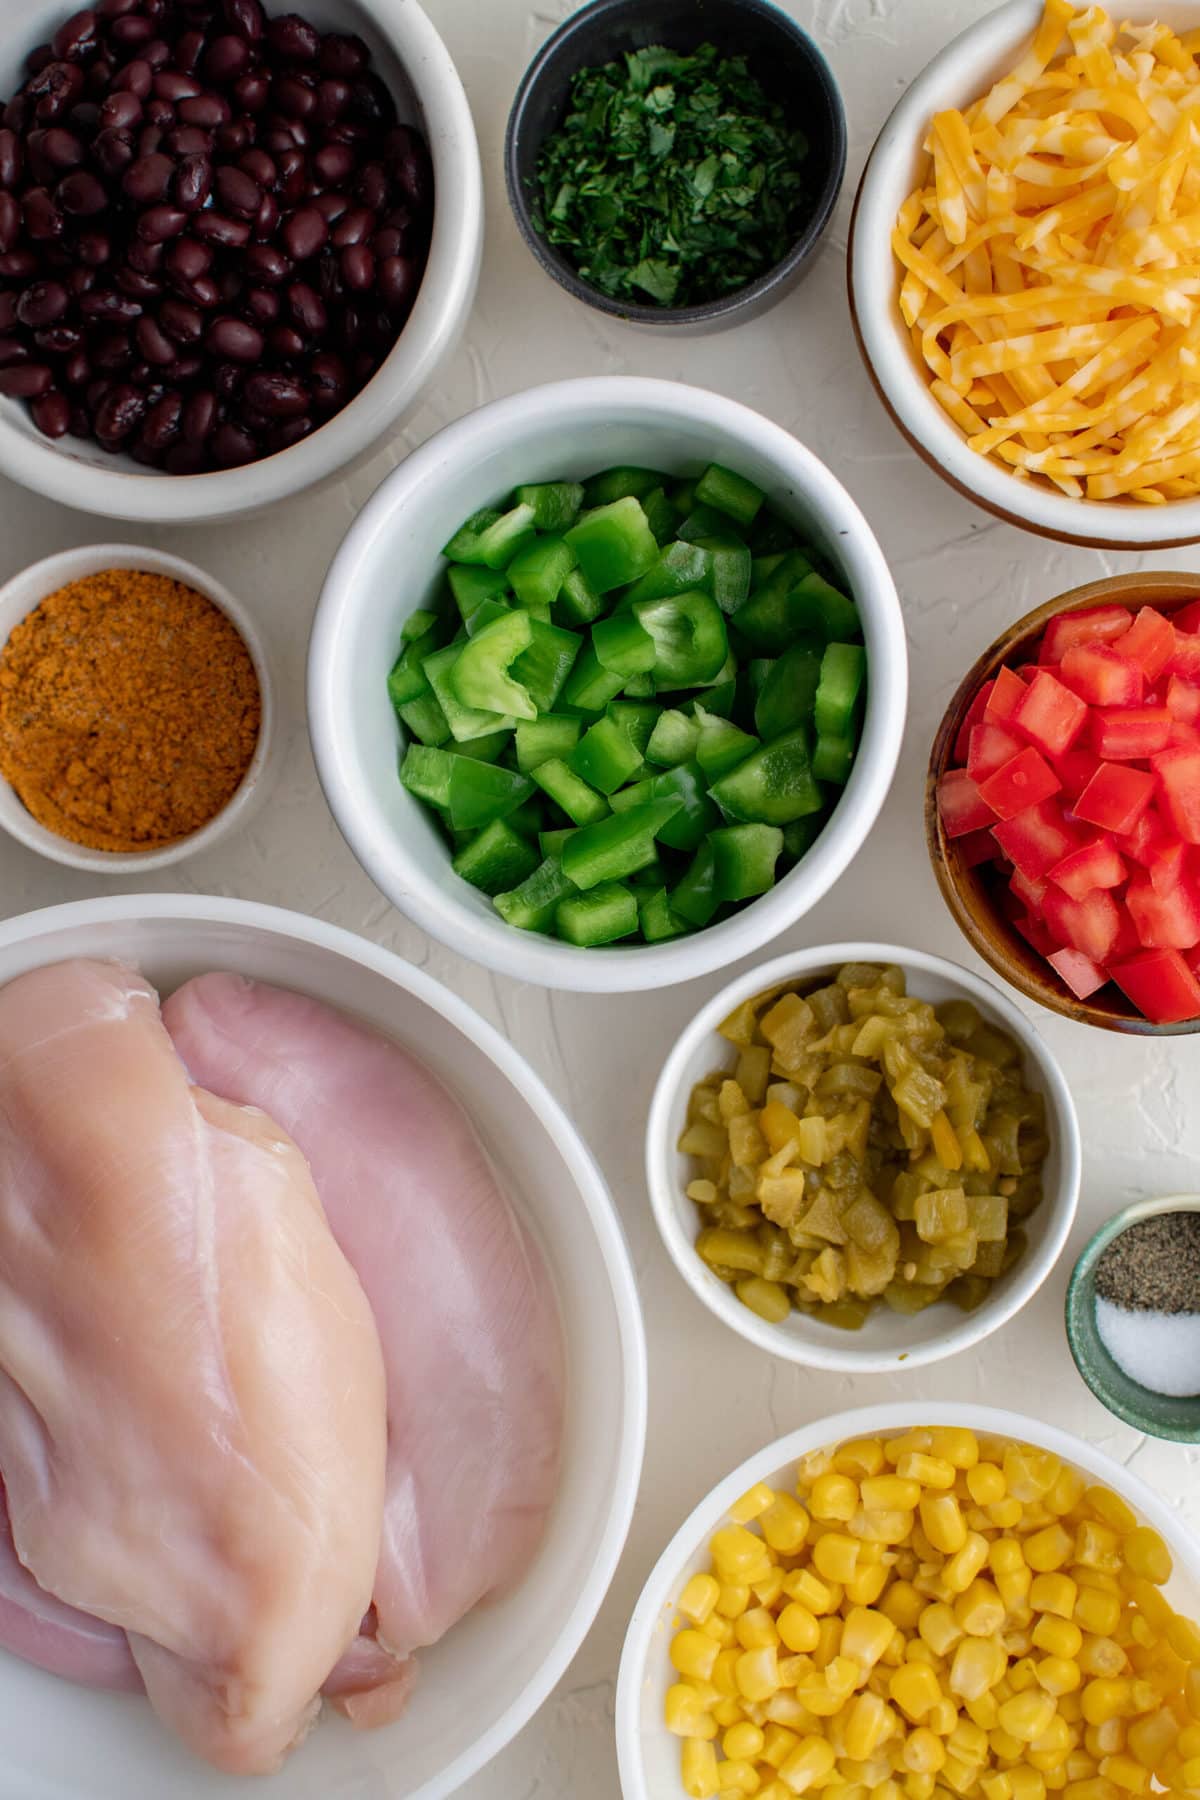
[
  {"x1": 762, "y1": 1495, "x2": 811, "y2": 1556},
  {"x1": 667, "y1": 1682, "x2": 720, "y2": 1739},
  {"x1": 713, "y1": 1649, "x2": 741, "y2": 1699},
  {"x1": 860, "y1": 1474, "x2": 923, "y2": 1512},
  {"x1": 1031, "y1": 1712, "x2": 1073, "y2": 1758},
  {"x1": 1028, "y1": 1526, "x2": 1077, "y2": 1574},
  {"x1": 902, "y1": 1727, "x2": 947, "y2": 1774},
  {"x1": 956, "y1": 1580, "x2": 1006, "y2": 1638},
  {"x1": 845, "y1": 1691, "x2": 892, "y2": 1760},
  {"x1": 785, "y1": 1569, "x2": 839, "y2": 1614},
  {"x1": 873, "y1": 1781, "x2": 904, "y2": 1800},
  {"x1": 1049, "y1": 1465, "x2": 1086, "y2": 1518},
  {"x1": 949, "y1": 1636, "x2": 1008, "y2": 1700},
  {"x1": 850, "y1": 1510, "x2": 916, "y2": 1547},
  {"x1": 723, "y1": 1720, "x2": 765, "y2": 1761},
  {"x1": 1076, "y1": 1523, "x2": 1122, "y2": 1575},
  {"x1": 1086, "y1": 1489, "x2": 1138, "y2": 1536},
  {"x1": 682, "y1": 1737, "x2": 721, "y2": 1797},
  {"x1": 779, "y1": 1735, "x2": 837, "y2": 1792},
  {"x1": 904, "y1": 1776, "x2": 936, "y2": 1800},
  {"x1": 763, "y1": 1725, "x2": 802, "y2": 1770},
  {"x1": 980, "y1": 1775, "x2": 1013, "y2": 1800},
  {"x1": 881, "y1": 1582, "x2": 926, "y2": 1633},
  {"x1": 713, "y1": 1527, "x2": 774, "y2": 1584},
  {"x1": 1123, "y1": 1530, "x2": 1172, "y2": 1587},
  {"x1": 1005, "y1": 1447, "x2": 1062, "y2": 1504},
  {"x1": 755, "y1": 1567, "x2": 787, "y2": 1610},
  {"x1": 703, "y1": 1613, "x2": 736, "y2": 1647},
  {"x1": 1079, "y1": 1639, "x2": 1127, "y2": 1680},
  {"x1": 812, "y1": 1474, "x2": 860, "y2": 1522},
  {"x1": 732, "y1": 1483, "x2": 778, "y2": 1525},
  {"x1": 999, "y1": 1691, "x2": 1059, "y2": 1742},
  {"x1": 776, "y1": 1652, "x2": 810, "y2": 1688},
  {"x1": 1085, "y1": 1720, "x2": 1125, "y2": 1759},
  {"x1": 1099, "y1": 1756, "x2": 1148, "y2": 1794},
  {"x1": 1009, "y1": 1769, "x2": 1048, "y2": 1800},
  {"x1": 1082, "y1": 1680, "x2": 1133, "y2": 1726},
  {"x1": 1063, "y1": 1756, "x2": 1099, "y2": 1784},
  {"x1": 1038, "y1": 1657, "x2": 1082, "y2": 1697},
  {"x1": 737, "y1": 1608, "x2": 781, "y2": 1651},
  {"x1": 712, "y1": 1696, "x2": 743, "y2": 1727},
  {"x1": 1181, "y1": 1723, "x2": 1200, "y2": 1757},
  {"x1": 966, "y1": 1692, "x2": 1000, "y2": 1730},
  {"x1": 1011, "y1": 1657, "x2": 1041, "y2": 1693},
  {"x1": 813, "y1": 1533, "x2": 861, "y2": 1585},
  {"x1": 814, "y1": 1616, "x2": 843, "y2": 1672},
  {"x1": 989, "y1": 1498, "x2": 1025, "y2": 1530},
  {"x1": 1167, "y1": 1615, "x2": 1200, "y2": 1663},
  {"x1": 846, "y1": 1562, "x2": 891, "y2": 1608},
  {"x1": 737, "y1": 1647, "x2": 781, "y2": 1703},
  {"x1": 675, "y1": 1632, "x2": 722, "y2": 1681},
  {"x1": 968, "y1": 1464, "x2": 1007, "y2": 1507},
  {"x1": 760, "y1": 1781, "x2": 796, "y2": 1800},
  {"x1": 920, "y1": 1603, "x2": 964, "y2": 1657},
  {"x1": 718, "y1": 1583, "x2": 753, "y2": 1620},
  {"x1": 945, "y1": 1534, "x2": 991, "y2": 1595},
  {"x1": 836, "y1": 1439, "x2": 888, "y2": 1480},
  {"x1": 922, "y1": 1493, "x2": 969, "y2": 1556},
  {"x1": 1063, "y1": 1783, "x2": 1119, "y2": 1800},
  {"x1": 990, "y1": 1727, "x2": 1026, "y2": 1761},
  {"x1": 842, "y1": 1608, "x2": 897, "y2": 1672},
  {"x1": 1188, "y1": 1664, "x2": 1200, "y2": 1719},
  {"x1": 682, "y1": 1574, "x2": 723, "y2": 1627},
  {"x1": 890, "y1": 1660, "x2": 943, "y2": 1722},
  {"x1": 778, "y1": 1604, "x2": 821, "y2": 1655},
  {"x1": 929, "y1": 1697, "x2": 960, "y2": 1736},
  {"x1": 1033, "y1": 1575, "x2": 1080, "y2": 1621},
  {"x1": 1125, "y1": 1707, "x2": 1177, "y2": 1768},
  {"x1": 716, "y1": 1758, "x2": 762, "y2": 1795},
  {"x1": 896, "y1": 1452, "x2": 957, "y2": 1490},
  {"x1": 1180, "y1": 1756, "x2": 1200, "y2": 1788},
  {"x1": 766, "y1": 1691, "x2": 813, "y2": 1729},
  {"x1": 1035, "y1": 1618, "x2": 1084, "y2": 1660}
]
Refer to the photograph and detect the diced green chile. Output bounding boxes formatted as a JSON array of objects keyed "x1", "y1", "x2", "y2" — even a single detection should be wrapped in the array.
[
  {"x1": 606, "y1": 699, "x2": 660, "y2": 756},
  {"x1": 443, "y1": 502, "x2": 538, "y2": 569},
  {"x1": 634, "y1": 590, "x2": 728, "y2": 686},
  {"x1": 646, "y1": 761, "x2": 721, "y2": 851},
  {"x1": 397, "y1": 693, "x2": 452, "y2": 747},
  {"x1": 555, "y1": 565, "x2": 606, "y2": 626},
  {"x1": 561, "y1": 643, "x2": 626, "y2": 713}
]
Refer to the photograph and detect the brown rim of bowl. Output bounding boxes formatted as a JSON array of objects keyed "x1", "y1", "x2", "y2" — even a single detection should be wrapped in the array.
[
  {"x1": 925, "y1": 572, "x2": 1200, "y2": 1037},
  {"x1": 845, "y1": 158, "x2": 1200, "y2": 553}
]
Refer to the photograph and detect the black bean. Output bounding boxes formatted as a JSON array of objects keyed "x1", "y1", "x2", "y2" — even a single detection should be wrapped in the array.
[
  {"x1": 0, "y1": 338, "x2": 29, "y2": 367},
  {"x1": 214, "y1": 117, "x2": 252, "y2": 155},
  {"x1": 94, "y1": 381, "x2": 145, "y2": 440},
  {"x1": 30, "y1": 63, "x2": 85, "y2": 123},
  {"x1": 268, "y1": 13, "x2": 319, "y2": 63},
  {"x1": 348, "y1": 74, "x2": 394, "y2": 132},
  {"x1": 340, "y1": 243, "x2": 373, "y2": 291},
  {"x1": 24, "y1": 189, "x2": 64, "y2": 238},
  {"x1": 0, "y1": 250, "x2": 38, "y2": 278},
  {"x1": 99, "y1": 89, "x2": 142, "y2": 131},
  {"x1": 17, "y1": 279, "x2": 68, "y2": 326},
  {"x1": 78, "y1": 227, "x2": 113, "y2": 263},
  {"x1": 377, "y1": 253, "x2": 418, "y2": 315},
  {"x1": 110, "y1": 61, "x2": 151, "y2": 101},
  {"x1": 175, "y1": 30, "x2": 207, "y2": 76},
  {"x1": 160, "y1": 296, "x2": 204, "y2": 341},
  {"x1": 116, "y1": 265, "x2": 161, "y2": 299},
  {"x1": 274, "y1": 73, "x2": 315, "y2": 120},
  {"x1": 185, "y1": 273, "x2": 219, "y2": 308},
  {"x1": 80, "y1": 288, "x2": 142, "y2": 321},
  {"x1": 141, "y1": 387, "x2": 182, "y2": 448},
  {"x1": 93, "y1": 125, "x2": 134, "y2": 175},
  {"x1": 0, "y1": 363, "x2": 52, "y2": 398},
  {"x1": 268, "y1": 323, "x2": 303, "y2": 360},
  {"x1": 178, "y1": 93, "x2": 229, "y2": 127},
  {"x1": 154, "y1": 71, "x2": 202, "y2": 103},
  {"x1": 164, "y1": 440, "x2": 205, "y2": 472},
  {"x1": 166, "y1": 124, "x2": 211, "y2": 154},
  {"x1": 0, "y1": 191, "x2": 19, "y2": 252},
  {"x1": 34, "y1": 323, "x2": 82, "y2": 353},
  {"x1": 209, "y1": 418, "x2": 256, "y2": 465},
  {"x1": 173, "y1": 152, "x2": 211, "y2": 209},
  {"x1": 233, "y1": 72, "x2": 269, "y2": 113},
  {"x1": 243, "y1": 368, "x2": 306, "y2": 416},
  {"x1": 287, "y1": 278, "x2": 325, "y2": 336},
  {"x1": 141, "y1": 38, "x2": 172, "y2": 73},
  {"x1": 144, "y1": 99, "x2": 175, "y2": 130},
  {"x1": 123, "y1": 151, "x2": 173, "y2": 203},
  {"x1": 223, "y1": 0, "x2": 265, "y2": 40},
  {"x1": 166, "y1": 234, "x2": 211, "y2": 282},
  {"x1": 207, "y1": 314, "x2": 261, "y2": 361},
  {"x1": 67, "y1": 100, "x2": 101, "y2": 131},
  {"x1": 3, "y1": 98, "x2": 29, "y2": 135},
  {"x1": 138, "y1": 204, "x2": 187, "y2": 241},
  {"x1": 160, "y1": 352, "x2": 201, "y2": 383},
  {"x1": 0, "y1": 296, "x2": 15, "y2": 332},
  {"x1": 371, "y1": 225, "x2": 404, "y2": 261},
  {"x1": 85, "y1": 376, "x2": 113, "y2": 411},
  {"x1": 355, "y1": 161, "x2": 388, "y2": 213},
  {"x1": 313, "y1": 190, "x2": 348, "y2": 224},
  {"x1": 319, "y1": 33, "x2": 367, "y2": 78},
  {"x1": 313, "y1": 78, "x2": 349, "y2": 127},
  {"x1": 204, "y1": 34, "x2": 249, "y2": 83},
  {"x1": 136, "y1": 312, "x2": 177, "y2": 363},
  {"x1": 240, "y1": 147, "x2": 275, "y2": 187},
  {"x1": 313, "y1": 141, "x2": 354, "y2": 189},
  {"x1": 137, "y1": 122, "x2": 166, "y2": 156},
  {"x1": 53, "y1": 10, "x2": 100, "y2": 63},
  {"x1": 108, "y1": 16, "x2": 156, "y2": 49},
  {"x1": 244, "y1": 241, "x2": 288, "y2": 283},
  {"x1": 276, "y1": 147, "x2": 308, "y2": 203},
  {"x1": 182, "y1": 385, "x2": 216, "y2": 440},
  {"x1": 215, "y1": 163, "x2": 259, "y2": 215},
  {"x1": 0, "y1": 129, "x2": 21, "y2": 189},
  {"x1": 309, "y1": 349, "x2": 345, "y2": 411},
  {"x1": 283, "y1": 205, "x2": 325, "y2": 260},
  {"x1": 61, "y1": 349, "x2": 89, "y2": 386},
  {"x1": 127, "y1": 236, "x2": 165, "y2": 275},
  {"x1": 253, "y1": 189, "x2": 278, "y2": 240},
  {"x1": 192, "y1": 209, "x2": 249, "y2": 247},
  {"x1": 41, "y1": 127, "x2": 84, "y2": 169},
  {"x1": 31, "y1": 388, "x2": 70, "y2": 436}
]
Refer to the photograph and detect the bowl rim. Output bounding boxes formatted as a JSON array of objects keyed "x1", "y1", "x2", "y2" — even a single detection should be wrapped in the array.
[
  {"x1": 0, "y1": 0, "x2": 483, "y2": 525},
  {"x1": 502, "y1": 0, "x2": 848, "y2": 328},
  {"x1": 847, "y1": 0, "x2": 1200, "y2": 550},
  {"x1": 1066, "y1": 1193, "x2": 1200, "y2": 1442},
  {"x1": 614, "y1": 1399, "x2": 1200, "y2": 1800},
  {"x1": 925, "y1": 571, "x2": 1200, "y2": 1035},
  {"x1": 644, "y1": 940, "x2": 1082, "y2": 1372},
  {"x1": 0, "y1": 544, "x2": 276, "y2": 874},
  {"x1": 0, "y1": 890, "x2": 650, "y2": 1800},
  {"x1": 307, "y1": 374, "x2": 909, "y2": 995}
]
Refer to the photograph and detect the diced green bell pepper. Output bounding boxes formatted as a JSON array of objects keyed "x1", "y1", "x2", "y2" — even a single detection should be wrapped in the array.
[
  {"x1": 508, "y1": 534, "x2": 577, "y2": 610},
  {"x1": 634, "y1": 590, "x2": 728, "y2": 687},
  {"x1": 452, "y1": 727, "x2": 512, "y2": 763},
  {"x1": 514, "y1": 479, "x2": 583, "y2": 532},
  {"x1": 646, "y1": 708, "x2": 701, "y2": 767},
  {"x1": 530, "y1": 757, "x2": 611, "y2": 825},
  {"x1": 642, "y1": 485, "x2": 678, "y2": 545},
  {"x1": 677, "y1": 504, "x2": 731, "y2": 544},
  {"x1": 538, "y1": 826, "x2": 576, "y2": 858},
  {"x1": 672, "y1": 839, "x2": 719, "y2": 927},
  {"x1": 623, "y1": 540, "x2": 712, "y2": 607},
  {"x1": 452, "y1": 818, "x2": 540, "y2": 894},
  {"x1": 465, "y1": 597, "x2": 512, "y2": 636},
  {"x1": 711, "y1": 823, "x2": 784, "y2": 901},
  {"x1": 755, "y1": 645, "x2": 823, "y2": 741},
  {"x1": 447, "y1": 759, "x2": 533, "y2": 832},
  {"x1": 494, "y1": 856, "x2": 575, "y2": 931},
  {"x1": 638, "y1": 886, "x2": 690, "y2": 942},
  {"x1": 401, "y1": 607, "x2": 438, "y2": 643},
  {"x1": 696, "y1": 460, "x2": 765, "y2": 527},
  {"x1": 569, "y1": 715, "x2": 644, "y2": 794},
  {"x1": 700, "y1": 678, "x2": 738, "y2": 719},
  {"x1": 783, "y1": 816, "x2": 823, "y2": 860},
  {"x1": 694, "y1": 706, "x2": 758, "y2": 780},
  {"x1": 813, "y1": 732, "x2": 856, "y2": 784},
  {"x1": 512, "y1": 618, "x2": 579, "y2": 712},
  {"x1": 814, "y1": 642, "x2": 867, "y2": 738},
  {"x1": 515, "y1": 714, "x2": 581, "y2": 773},
  {"x1": 710, "y1": 728, "x2": 823, "y2": 825},
  {"x1": 697, "y1": 536, "x2": 752, "y2": 613},
  {"x1": 387, "y1": 626, "x2": 437, "y2": 708},
  {"x1": 606, "y1": 699, "x2": 660, "y2": 757},
  {"x1": 669, "y1": 477, "x2": 698, "y2": 515},
  {"x1": 622, "y1": 672, "x2": 656, "y2": 698},
  {"x1": 731, "y1": 551, "x2": 818, "y2": 652},
  {"x1": 791, "y1": 574, "x2": 861, "y2": 644},
  {"x1": 399, "y1": 743, "x2": 455, "y2": 809},
  {"x1": 555, "y1": 564, "x2": 605, "y2": 626},
  {"x1": 592, "y1": 611, "x2": 657, "y2": 678},
  {"x1": 565, "y1": 496, "x2": 659, "y2": 592},
  {"x1": 443, "y1": 501, "x2": 537, "y2": 569},
  {"x1": 449, "y1": 612, "x2": 538, "y2": 721},
  {"x1": 423, "y1": 644, "x2": 515, "y2": 742},
  {"x1": 560, "y1": 798, "x2": 682, "y2": 890},
  {"x1": 751, "y1": 552, "x2": 788, "y2": 588},
  {"x1": 748, "y1": 510, "x2": 798, "y2": 555},
  {"x1": 397, "y1": 693, "x2": 452, "y2": 746},
  {"x1": 582, "y1": 465, "x2": 666, "y2": 505},
  {"x1": 561, "y1": 643, "x2": 626, "y2": 713},
  {"x1": 505, "y1": 793, "x2": 544, "y2": 836},
  {"x1": 448, "y1": 562, "x2": 510, "y2": 623},
  {"x1": 646, "y1": 761, "x2": 720, "y2": 851},
  {"x1": 609, "y1": 778, "x2": 653, "y2": 812},
  {"x1": 555, "y1": 880, "x2": 639, "y2": 946}
]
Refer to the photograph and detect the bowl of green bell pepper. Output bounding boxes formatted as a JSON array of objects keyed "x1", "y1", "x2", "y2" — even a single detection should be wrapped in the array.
[{"x1": 309, "y1": 375, "x2": 907, "y2": 992}]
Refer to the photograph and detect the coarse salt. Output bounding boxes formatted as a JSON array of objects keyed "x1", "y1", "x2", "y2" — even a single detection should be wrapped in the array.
[{"x1": 1095, "y1": 1296, "x2": 1200, "y2": 1399}]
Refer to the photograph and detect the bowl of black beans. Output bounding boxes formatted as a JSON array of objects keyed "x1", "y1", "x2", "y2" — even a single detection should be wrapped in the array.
[{"x1": 0, "y1": 0, "x2": 483, "y2": 523}]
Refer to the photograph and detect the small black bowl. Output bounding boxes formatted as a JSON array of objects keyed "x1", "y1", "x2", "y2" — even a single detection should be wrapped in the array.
[{"x1": 504, "y1": 0, "x2": 848, "y2": 332}]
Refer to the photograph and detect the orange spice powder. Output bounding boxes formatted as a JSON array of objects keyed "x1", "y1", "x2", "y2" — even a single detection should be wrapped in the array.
[{"x1": 0, "y1": 569, "x2": 261, "y2": 854}]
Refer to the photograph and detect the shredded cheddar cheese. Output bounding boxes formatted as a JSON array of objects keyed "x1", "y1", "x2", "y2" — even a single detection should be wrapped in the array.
[{"x1": 893, "y1": 0, "x2": 1200, "y2": 504}]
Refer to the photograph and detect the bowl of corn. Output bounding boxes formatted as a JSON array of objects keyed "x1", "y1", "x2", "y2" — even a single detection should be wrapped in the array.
[
  {"x1": 645, "y1": 945, "x2": 1081, "y2": 1372},
  {"x1": 616, "y1": 1403, "x2": 1200, "y2": 1800}
]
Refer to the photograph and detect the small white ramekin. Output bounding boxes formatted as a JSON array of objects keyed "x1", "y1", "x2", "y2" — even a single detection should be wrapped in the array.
[
  {"x1": 0, "y1": 545, "x2": 274, "y2": 873},
  {"x1": 849, "y1": 0, "x2": 1200, "y2": 550},
  {"x1": 645, "y1": 942, "x2": 1081, "y2": 1372},
  {"x1": 308, "y1": 376, "x2": 908, "y2": 994},
  {"x1": 616, "y1": 1402, "x2": 1200, "y2": 1800},
  {"x1": 0, "y1": 0, "x2": 482, "y2": 526}
]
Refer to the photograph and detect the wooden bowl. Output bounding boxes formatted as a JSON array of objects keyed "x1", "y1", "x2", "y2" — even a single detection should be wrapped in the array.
[{"x1": 925, "y1": 572, "x2": 1200, "y2": 1036}]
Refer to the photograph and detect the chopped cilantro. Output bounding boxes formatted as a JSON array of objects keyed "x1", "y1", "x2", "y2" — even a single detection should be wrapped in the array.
[{"x1": 533, "y1": 42, "x2": 810, "y2": 310}]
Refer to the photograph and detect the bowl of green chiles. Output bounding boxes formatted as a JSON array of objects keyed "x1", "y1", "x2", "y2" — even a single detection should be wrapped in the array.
[{"x1": 308, "y1": 376, "x2": 907, "y2": 992}]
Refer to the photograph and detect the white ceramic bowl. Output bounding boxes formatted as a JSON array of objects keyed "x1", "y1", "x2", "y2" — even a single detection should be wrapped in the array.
[
  {"x1": 0, "y1": 894, "x2": 646, "y2": 1800},
  {"x1": 849, "y1": 0, "x2": 1200, "y2": 550},
  {"x1": 616, "y1": 1402, "x2": 1200, "y2": 1800},
  {"x1": 646, "y1": 942, "x2": 1081, "y2": 1372},
  {"x1": 0, "y1": 0, "x2": 482, "y2": 526},
  {"x1": 309, "y1": 376, "x2": 908, "y2": 994},
  {"x1": 0, "y1": 545, "x2": 275, "y2": 872}
]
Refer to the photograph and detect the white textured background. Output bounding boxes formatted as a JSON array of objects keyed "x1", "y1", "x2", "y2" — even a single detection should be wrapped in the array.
[{"x1": 1, "y1": 1, "x2": 1198, "y2": 1795}]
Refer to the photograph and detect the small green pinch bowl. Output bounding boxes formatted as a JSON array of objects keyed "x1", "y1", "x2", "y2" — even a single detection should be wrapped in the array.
[{"x1": 1066, "y1": 1196, "x2": 1200, "y2": 1444}]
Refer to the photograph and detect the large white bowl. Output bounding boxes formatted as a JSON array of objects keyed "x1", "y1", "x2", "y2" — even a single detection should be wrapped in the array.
[
  {"x1": 849, "y1": 0, "x2": 1200, "y2": 550},
  {"x1": 646, "y1": 943, "x2": 1081, "y2": 1372},
  {"x1": 309, "y1": 376, "x2": 908, "y2": 994},
  {"x1": 0, "y1": 0, "x2": 482, "y2": 526},
  {"x1": 616, "y1": 1401, "x2": 1200, "y2": 1800},
  {"x1": 0, "y1": 895, "x2": 647, "y2": 1800}
]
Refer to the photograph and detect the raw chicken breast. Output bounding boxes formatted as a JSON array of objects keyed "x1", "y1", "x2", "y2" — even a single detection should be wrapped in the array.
[
  {"x1": 0, "y1": 1481, "x2": 137, "y2": 1693},
  {"x1": 165, "y1": 974, "x2": 566, "y2": 1726},
  {"x1": 0, "y1": 959, "x2": 388, "y2": 1775}
]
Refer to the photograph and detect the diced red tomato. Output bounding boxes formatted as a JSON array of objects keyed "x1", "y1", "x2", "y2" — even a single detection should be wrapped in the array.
[
  {"x1": 984, "y1": 665, "x2": 1028, "y2": 726},
  {"x1": 1113, "y1": 607, "x2": 1175, "y2": 683},
  {"x1": 968, "y1": 723, "x2": 1023, "y2": 782},
  {"x1": 1116, "y1": 803, "x2": 1171, "y2": 866},
  {"x1": 1170, "y1": 632, "x2": 1200, "y2": 681},
  {"x1": 1011, "y1": 668, "x2": 1088, "y2": 756},
  {"x1": 1109, "y1": 948, "x2": 1200, "y2": 1023},
  {"x1": 1168, "y1": 719, "x2": 1200, "y2": 748},
  {"x1": 1126, "y1": 875, "x2": 1200, "y2": 950},
  {"x1": 1048, "y1": 837, "x2": 1127, "y2": 901},
  {"x1": 978, "y1": 747, "x2": 1061, "y2": 820},
  {"x1": 1060, "y1": 642, "x2": 1145, "y2": 708},
  {"x1": 1040, "y1": 604, "x2": 1131, "y2": 662},
  {"x1": 1165, "y1": 674, "x2": 1200, "y2": 723},
  {"x1": 992, "y1": 801, "x2": 1079, "y2": 879},
  {"x1": 956, "y1": 827, "x2": 997, "y2": 869},
  {"x1": 1010, "y1": 867, "x2": 1047, "y2": 915},
  {"x1": 937, "y1": 768, "x2": 995, "y2": 838},
  {"x1": 1147, "y1": 839, "x2": 1189, "y2": 895},
  {"x1": 953, "y1": 678, "x2": 995, "y2": 763},
  {"x1": 1170, "y1": 599, "x2": 1200, "y2": 635},
  {"x1": 1089, "y1": 705, "x2": 1171, "y2": 760},
  {"x1": 1073, "y1": 762, "x2": 1154, "y2": 834},
  {"x1": 1051, "y1": 747, "x2": 1102, "y2": 800},
  {"x1": 1152, "y1": 745, "x2": 1200, "y2": 844},
  {"x1": 1043, "y1": 884, "x2": 1124, "y2": 963},
  {"x1": 1013, "y1": 912, "x2": 1056, "y2": 956},
  {"x1": 1047, "y1": 946, "x2": 1109, "y2": 1000}
]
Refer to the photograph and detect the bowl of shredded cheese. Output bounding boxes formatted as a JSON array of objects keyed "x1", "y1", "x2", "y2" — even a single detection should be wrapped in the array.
[{"x1": 849, "y1": 0, "x2": 1200, "y2": 548}]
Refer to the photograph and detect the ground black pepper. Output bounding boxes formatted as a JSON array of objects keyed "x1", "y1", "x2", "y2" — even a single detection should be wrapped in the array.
[{"x1": 1094, "y1": 1211, "x2": 1200, "y2": 1316}]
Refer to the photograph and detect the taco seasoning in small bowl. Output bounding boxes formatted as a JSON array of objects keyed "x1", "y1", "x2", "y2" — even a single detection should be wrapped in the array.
[{"x1": 0, "y1": 547, "x2": 272, "y2": 874}]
